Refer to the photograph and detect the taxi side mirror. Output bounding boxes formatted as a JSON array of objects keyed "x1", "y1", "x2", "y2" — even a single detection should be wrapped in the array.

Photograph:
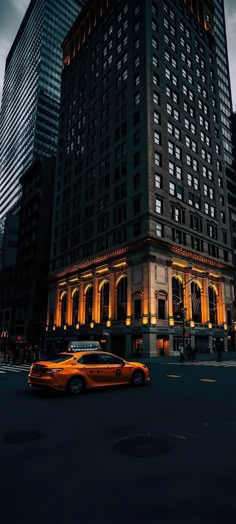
[{"x1": 121, "y1": 360, "x2": 125, "y2": 366}]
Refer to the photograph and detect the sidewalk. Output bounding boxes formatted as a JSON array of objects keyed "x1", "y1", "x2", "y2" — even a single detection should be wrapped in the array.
[{"x1": 129, "y1": 351, "x2": 236, "y2": 365}]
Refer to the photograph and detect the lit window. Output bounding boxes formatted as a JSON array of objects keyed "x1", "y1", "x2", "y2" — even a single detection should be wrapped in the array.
[{"x1": 156, "y1": 198, "x2": 163, "y2": 214}]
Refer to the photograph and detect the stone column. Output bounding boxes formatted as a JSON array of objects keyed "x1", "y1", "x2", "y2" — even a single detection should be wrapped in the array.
[
  {"x1": 109, "y1": 271, "x2": 115, "y2": 320},
  {"x1": 169, "y1": 333, "x2": 174, "y2": 355},
  {"x1": 55, "y1": 287, "x2": 62, "y2": 327},
  {"x1": 126, "y1": 267, "x2": 132, "y2": 324},
  {"x1": 93, "y1": 277, "x2": 99, "y2": 323},
  {"x1": 202, "y1": 277, "x2": 209, "y2": 323},
  {"x1": 143, "y1": 332, "x2": 157, "y2": 357},
  {"x1": 66, "y1": 285, "x2": 73, "y2": 326},
  {"x1": 185, "y1": 272, "x2": 192, "y2": 321},
  {"x1": 142, "y1": 261, "x2": 149, "y2": 325},
  {"x1": 168, "y1": 267, "x2": 173, "y2": 319},
  {"x1": 218, "y1": 281, "x2": 226, "y2": 325},
  {"x1": 79, "y1": 281, "x2": 84, "y2": 324}
]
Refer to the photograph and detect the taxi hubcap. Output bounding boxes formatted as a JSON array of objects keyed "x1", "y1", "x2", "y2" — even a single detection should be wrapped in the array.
[
  {"x1": 70, "y1": 379, "x2": 83, "y2": 394},
  {"x1": 133, "y1": 371, "x2": 143, "y2": 385}
]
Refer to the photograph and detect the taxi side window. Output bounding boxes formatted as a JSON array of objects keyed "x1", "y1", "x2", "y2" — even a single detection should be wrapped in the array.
[
  {"x1": 97, "y1": 354, "x2": 123, "y2": 365},
  {"x1": 78, "y1": 354, "x2": 98, "y2": 365}
]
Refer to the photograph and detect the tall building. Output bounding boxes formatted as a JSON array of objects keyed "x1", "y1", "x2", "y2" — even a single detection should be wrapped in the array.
[
  {"x1": 46, "y1": 0, "x2": 236, "y2": 357},
  {"x1": 0, "y1": 0, "x2": 85, "y2": 231}
]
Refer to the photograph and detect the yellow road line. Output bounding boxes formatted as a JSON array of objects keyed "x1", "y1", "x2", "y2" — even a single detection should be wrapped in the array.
[
  {"x1": 166, "y1": 374, "x2": 182, "y2": 378},
  {"x1": 200, "y1": 378, "x2": 216, "y2": 383}
]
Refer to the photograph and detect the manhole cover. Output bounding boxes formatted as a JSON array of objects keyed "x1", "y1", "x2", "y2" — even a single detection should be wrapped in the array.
[
  {"x1": 4, "y1": 430, "x2": 43, "y2": 444},
  {"x1": 115, "y1": 434, "x2": 170, "y2": 458}
]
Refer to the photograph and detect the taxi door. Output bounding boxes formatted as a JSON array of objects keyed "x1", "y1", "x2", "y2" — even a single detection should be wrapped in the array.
[
  {"x1": 76, "y1": 353, "x2": 102, "y2": 385},
  {"x1": 96, "y1": 353, "x2": 130, "y2": 384}
]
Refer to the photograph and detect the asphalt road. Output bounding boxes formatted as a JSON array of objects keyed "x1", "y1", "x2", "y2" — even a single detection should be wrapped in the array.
[{"x1": 0, "y1": 363, "x2": 235, "y2": 524}]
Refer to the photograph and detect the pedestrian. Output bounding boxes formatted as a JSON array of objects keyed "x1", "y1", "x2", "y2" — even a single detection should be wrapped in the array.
[{"x1": 179, "y1": 343, "x2": 184, "y2": 362}]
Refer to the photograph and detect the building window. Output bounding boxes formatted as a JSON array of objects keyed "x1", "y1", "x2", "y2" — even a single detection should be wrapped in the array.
[
  {"x1": 156, "y1": 198, "x2": 163, "y2": 214},
  {"x1": 156, "y1": 222, "x2": 163, "y2": 237}
]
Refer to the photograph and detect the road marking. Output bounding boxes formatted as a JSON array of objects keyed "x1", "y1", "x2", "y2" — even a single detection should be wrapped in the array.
[
  {"x1": 166, "y1": 374, "x2": 182, "y2": 378},
  {"x1": 0, "y1": 366, "x2": 21, "y2": 373},
  {"x1": 200, "y1": 378, "x2": 216, "y2": 383},
  {"x1": 168, "y1": 433, "x2": 188, "y2": 440}
]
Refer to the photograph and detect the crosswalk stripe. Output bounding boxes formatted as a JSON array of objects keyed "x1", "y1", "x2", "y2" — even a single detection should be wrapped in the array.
[
  {"x1": 0, "y1": 365, "x2": 30, "y2": 373},
  {"x1": 0, "y1": 367, "x2": 21, "y2": 373},
  {"x1": 0, "y1": 370, "x2": 6, "y2": 374}
]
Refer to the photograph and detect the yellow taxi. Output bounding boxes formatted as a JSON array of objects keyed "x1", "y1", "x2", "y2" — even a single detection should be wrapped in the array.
[{"x1": 28, "y1": 350, "x2": 150, "y2": 395}]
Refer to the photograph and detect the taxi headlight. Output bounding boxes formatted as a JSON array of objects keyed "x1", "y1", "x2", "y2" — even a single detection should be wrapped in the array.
[{"x1": 45, "y1": 368, "x2": 64, "y2": 374}]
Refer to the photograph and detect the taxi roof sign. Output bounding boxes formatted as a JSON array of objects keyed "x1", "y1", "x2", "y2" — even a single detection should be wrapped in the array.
[{"x1": 67, "y1": 341, "x2": 101, "y2": 352}]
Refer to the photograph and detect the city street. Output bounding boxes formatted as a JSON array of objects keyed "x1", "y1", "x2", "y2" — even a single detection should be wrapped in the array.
[{"x1": 0, "y1": 362, "x2": 235, "y2": 524}]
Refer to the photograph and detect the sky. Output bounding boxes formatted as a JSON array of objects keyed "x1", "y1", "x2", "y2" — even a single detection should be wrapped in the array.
[{"x1": 0, "y1": 0, "x2": 236, "y2": 111}]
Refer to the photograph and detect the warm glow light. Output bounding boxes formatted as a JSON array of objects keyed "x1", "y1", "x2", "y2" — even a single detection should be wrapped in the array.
[
  {"x1": 208, "y1": 322, "x2": 212, "y2": 329},
  {"x1": 112, "y1": 262, "x2": 127, "y2": 269},
  {"x1": 125, "y1": 318, "x2": 131, "y2": 326},
  {"x1": 90, "y1": 321, "x2": 94, "y2": 329},
  {"x1": 150, "y1": 316, "x2": 156, "y2": 325},
  {"x1": 234, "y1": 322, "x2": 236, "y2": 331},
  {"x1": 53, "y1": 325, "x2": 56, "y2": 331},
  {"x1": 96, "y1": 267, "x2": 108, "y2": 274},
  {"x1": 209, "y1": 273, "x2": 220, "y2": 278},
  {"x1": 106, "y1": 319, "x2": 111, "y2": 328},
  {"x1": 46, "y1": 326, "x2": 49, "y2": 332},
  {"x1": 172, "y1": 262, "x2": 187, "y2": 268},
  {"x1": 142, "y1": 316, "x2": 149, "y2": 325},
  {"x1": 169, "y1": 318, "x2": 175, "y2": 327},
  {"x1": 190, "y1": 320, "x2": 195, "y2": 328},
  {"x1": 76, "y1": 323, "x2": 80, "y2": 330},
  {"x1": 64, "y1": 324, "x2": 67, "y2": 331},
  {"x1": 82, "y1": 273, "x2": 93, "y2": 279},
  {"x1": 224, "y1": 323, "x2": 228, "y2": 331},
  {"x1": 69, "y1": 277, "x2": 79, "y2": 283},
  {"x1": 59, "y1": 281, "x2": 67, "y2": 286}
]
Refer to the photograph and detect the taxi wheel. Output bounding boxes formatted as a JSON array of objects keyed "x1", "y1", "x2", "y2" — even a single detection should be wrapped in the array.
[
  {"x1": 68, "y1": 376, "x2": 85, "y2": 395},
  {"x1": 131, "y1": 370, "x2": 144, "y2": 387}
]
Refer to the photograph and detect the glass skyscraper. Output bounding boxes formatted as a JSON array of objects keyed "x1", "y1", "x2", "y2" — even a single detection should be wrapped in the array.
[{"x1": 0, "y1": 0, "x2": 85, "y2": 231}]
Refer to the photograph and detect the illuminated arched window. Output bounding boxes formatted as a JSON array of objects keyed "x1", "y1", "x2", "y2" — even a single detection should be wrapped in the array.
[
  {"x1": 72, "y1": 290, "x2": 79, "y2": 325},
  {"x1": 117, "y1": 278, "x2": 127, "y2": 320},
  {"x1": 172, "y1": 277, "x2": 183, "y2": 320},
  {"x1": 85, "y1": 286, "x2": 93, "y2": 324},
  {"x1": 191, "y1": 282, "x2": 202, "y2": 323},
  {"x1": 208, "y1": 286, "x2": 217, "y2": 324},
  {"x1": 100, "y1": 282, "x2": 109, "y2": 322},
  {"x1": 61, "y1": 294, "x2": 67, "y2": 326}
]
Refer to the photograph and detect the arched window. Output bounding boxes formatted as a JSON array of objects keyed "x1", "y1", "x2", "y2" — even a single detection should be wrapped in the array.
[
  {"x1": 208, "y1": 286, "x2": 217, "y2": 324},
  {"x1": 85, "y1": 286, "x2": 93, "y2": 323},
  {"x1": 117, "y1": 277, "x2": 127, "y2": 320},
  {"x1": 172, "y1": 277, "x2": 183, "y2": 320},
  {"x1": 191, "y1": 282, "x2": 202, "y2": 323},
  {"x1": 72, "y1": 290, "x2": 79, "y2": 325},
  {"x1": 100, "y1": 282, "x2": 109, "y2": 322},
  {"x1": 61, "y1": 294, "x2": 67, "y2": 326}
]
